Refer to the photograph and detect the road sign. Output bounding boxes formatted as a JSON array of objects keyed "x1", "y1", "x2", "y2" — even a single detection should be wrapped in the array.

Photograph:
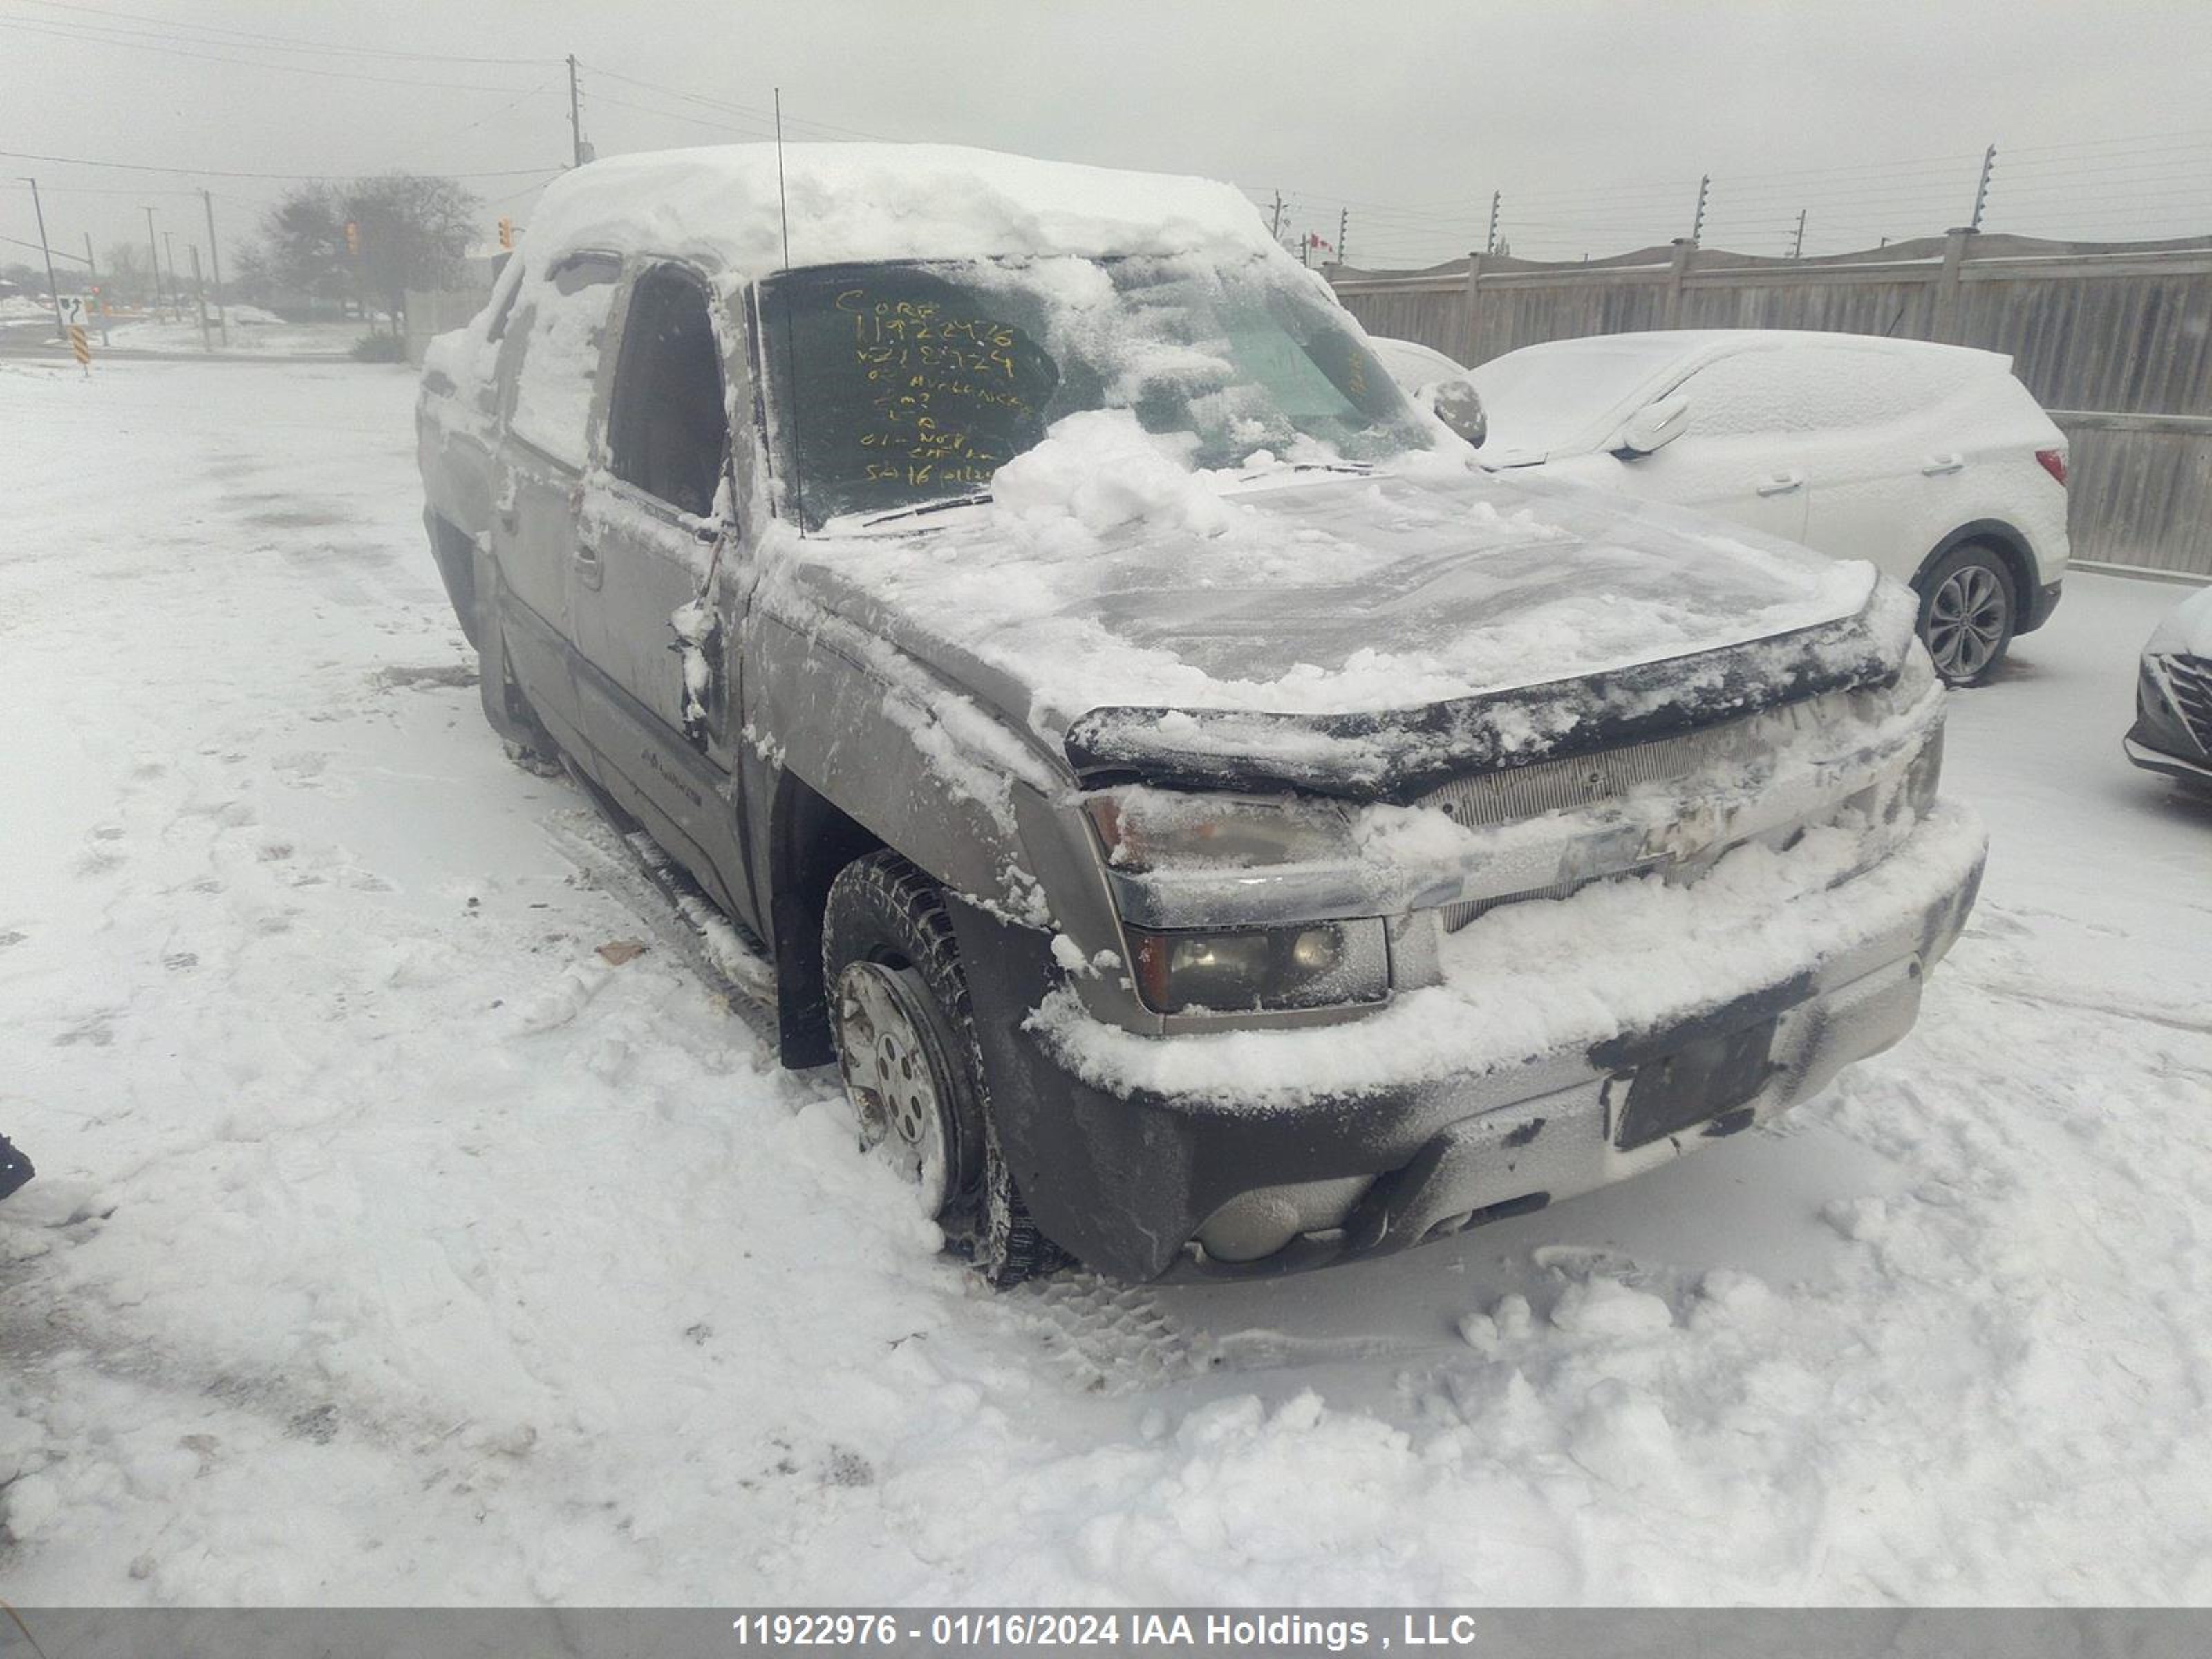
[
  {"x1": 58, "y1": 296, "x2": 86, "y2": 327},
  {"x1": 68, "y1": 324, "x2": 91, "y2": 368}
]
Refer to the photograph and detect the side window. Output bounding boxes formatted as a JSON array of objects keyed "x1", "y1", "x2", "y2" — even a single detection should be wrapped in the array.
[
  {"x1": 1792, "y1": 348, "x2": 1964, "y2": 431},
  {"x1": 507, "y1": 253, "x2": 621, "y2": 469},
  {"x1": 606, "y1": 267, "x2": 729, "y2": 519},
  {"x1": 1680, "y1": 349, "x2": 1820, "y2": 438},
  {"x1": 1683, "y1": 346, "x2": 1963, "y2": 439}
]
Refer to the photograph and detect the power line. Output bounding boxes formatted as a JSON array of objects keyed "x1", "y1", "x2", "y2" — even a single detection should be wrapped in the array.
[
  {"x1": 0, "y1": 147, "x2": 561, "y2": 182},
  {"x1": 0, "y1": 19, "x2": 551, "y2": 93},
  {"x1": 14, "y1": 0, "x2": 562, "y2": 65},
  {"x1": 577, "y1": 63, "x2": 903, "y2": 143},
  {"x1": 588, "y1": 92, "x2": 780, "y2": 140}
]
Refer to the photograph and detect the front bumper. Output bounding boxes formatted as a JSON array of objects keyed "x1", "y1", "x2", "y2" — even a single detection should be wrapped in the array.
[
  {"x1": 2126, "y1": 655, "x2": 2212, "y2": 789},
  {"x1": 953, "y1": 806, "x2": 1987, "y2": 1282},
  {"x1": 2125, "y1": 734, "x2": 2212, "y2": 788}
]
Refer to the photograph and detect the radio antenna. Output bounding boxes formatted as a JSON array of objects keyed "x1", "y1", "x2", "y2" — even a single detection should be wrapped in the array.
[{"x1": 774, "y1": 86, "x2": 806, "y2": 534}]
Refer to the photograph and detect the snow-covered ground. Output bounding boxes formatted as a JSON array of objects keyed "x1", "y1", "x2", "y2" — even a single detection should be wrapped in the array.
[
  {"x1": 95, "y1": 315, "x2": 364, "y2": 357},
  {"x1": 1, "y1": 299, "x2": 364, "y2": 357},
  {"x1": 2, "y1": 356, "x2": 2209, "y2": 1605}
]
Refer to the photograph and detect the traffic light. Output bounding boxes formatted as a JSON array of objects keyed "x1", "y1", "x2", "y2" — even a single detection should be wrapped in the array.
[
  {"x1": 344, "y1": 221, "x2": 360, "y2": 256},
  {"x1": 498, "y1": 216, "x2": 514, "y2": 251}
]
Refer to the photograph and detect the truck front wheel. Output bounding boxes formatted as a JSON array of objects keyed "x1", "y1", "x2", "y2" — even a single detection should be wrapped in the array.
[{"x1": 821, "y1": 850, "x2": 1062, "y2": 1286}]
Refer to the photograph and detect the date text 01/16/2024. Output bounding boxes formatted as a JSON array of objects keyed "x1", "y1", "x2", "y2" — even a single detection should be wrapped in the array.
[{"x1": 727, "y1": 1611, "x2": 1487, "y2": 1651}]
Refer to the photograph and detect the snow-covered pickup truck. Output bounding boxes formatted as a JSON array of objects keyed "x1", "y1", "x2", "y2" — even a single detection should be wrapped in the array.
[{"x1": 416, "y1": 144, "x2": 1985, "y2": 1284}]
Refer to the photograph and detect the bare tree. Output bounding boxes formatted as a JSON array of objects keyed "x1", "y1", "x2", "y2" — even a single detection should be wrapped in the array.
[
  {"x1": 242, "y1": 174, "x2": 479, "y2": 327},
  {"x1": 346, "y1": 175, "x2": 479, "y2": 326},
  {"x1": 100, "y1": 241, "x2": 152, "y2": 307}
]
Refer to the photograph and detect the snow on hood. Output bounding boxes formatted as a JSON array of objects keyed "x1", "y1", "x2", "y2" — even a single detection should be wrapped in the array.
[
  {"x1": 522, "y1": 144, "x2": 1278, "y2": 282},
  {"x1": 757, "y1": 411, "x2": 1902, "y2": 798},
  {"x1": 2147, "y1": 583, "x2": 2212, "y2": 658}
]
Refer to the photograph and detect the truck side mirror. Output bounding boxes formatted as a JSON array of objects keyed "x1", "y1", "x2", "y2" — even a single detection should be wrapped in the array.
[
  {"x1": 1423, "y1": 377, "x2": 1487, "y2": 449},
  {"x1": 1613, "y1": 394, "x2": 1691, "y2": 458}
]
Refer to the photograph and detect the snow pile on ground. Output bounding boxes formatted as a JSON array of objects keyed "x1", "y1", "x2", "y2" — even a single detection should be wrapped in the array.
[
  {"x1": 2, "y1": 357, "x2": 2211, "y2": 1605},
  {"x1": 93, "y1": 315, "x2": 364, "y2": 357}
]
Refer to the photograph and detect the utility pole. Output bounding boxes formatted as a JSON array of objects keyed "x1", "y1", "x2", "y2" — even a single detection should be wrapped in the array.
[
  {"x1": 1791, "y1": 208, "x2": 1807, "y2": 259},
  {"x1": 162, "y1": 229, "x2": 179, "y2": 321},
  {"x1": 1969, "y1": 143, "x2": 1996, "y2": 232},
  {"x1": 568, "y1": 54, "x2": 585, "y2": 167},
  {"x1": 1337, "y1": 207, "x2": 1348, "y2": 268},
  {"x1": 1689, "y1": 174, "x2": 1710, "y2": 245},
  {"x1": 143, "y1": 205, "x2": 162, "y2": 319},
  {"x1": 84, "y1": 232, "x2": 108, "y2": 344},
  {"x1": 1268, "y1": 190, "x2": 1284, "y2": 243},
  {"x1": 201, "y1": 188, "x2": 228, "y2": 345},
  {"x1": 1485, "y1": 189, "x2": 1501, "y2": 256},
  {"x1": 189, "y1": 245, "x2": 212, "y2": 352},
  {"x1": 21, "y1": 176, "x2": 65, "y2": 341}
]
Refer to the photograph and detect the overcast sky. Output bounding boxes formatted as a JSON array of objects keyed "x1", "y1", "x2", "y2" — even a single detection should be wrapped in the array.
[{"x1": 6, "y1": 0, "x2": 2212, "y2": 284}]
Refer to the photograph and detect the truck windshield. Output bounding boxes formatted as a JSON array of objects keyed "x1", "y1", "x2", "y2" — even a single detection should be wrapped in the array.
[{"x1": 757, "y1": 254, "x2": 1429, "y2": 529}]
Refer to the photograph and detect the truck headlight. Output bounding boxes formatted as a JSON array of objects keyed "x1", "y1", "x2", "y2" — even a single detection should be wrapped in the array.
[
  {"x1": 1085, "y1": 789, "x2": 1353, "y2": 872},
  {"x1": 1127, "y1": 919, "x2": 1388, "y2": 1014}
]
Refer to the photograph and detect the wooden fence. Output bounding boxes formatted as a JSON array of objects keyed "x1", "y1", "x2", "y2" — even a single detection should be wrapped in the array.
[{"x1": 1329, "y1": 231, "x2": 2212, "y2": 581}]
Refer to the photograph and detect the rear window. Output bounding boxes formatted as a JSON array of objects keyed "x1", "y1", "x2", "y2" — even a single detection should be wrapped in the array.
[{"x1": 507, "y1": 254, "x2": 621, "y2": 468}]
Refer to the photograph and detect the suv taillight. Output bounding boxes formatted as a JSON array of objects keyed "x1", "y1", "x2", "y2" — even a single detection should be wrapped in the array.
[{"x1": 2036, "y1": 448, "x2": 2068, "y2": 486}]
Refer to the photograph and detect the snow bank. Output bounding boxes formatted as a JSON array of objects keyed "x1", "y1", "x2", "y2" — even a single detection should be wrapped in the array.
[{"x1": 522, "y1": 144, "x2": 1278, "y2": 283}]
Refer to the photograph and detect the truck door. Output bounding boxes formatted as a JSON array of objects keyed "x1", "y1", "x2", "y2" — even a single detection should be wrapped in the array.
[
  {"x1": 489, "y1": 251, "x2": 624, "y2": 755},
  {"x1": 570, "y1": 262, "x2": 754, "y2": 926}
]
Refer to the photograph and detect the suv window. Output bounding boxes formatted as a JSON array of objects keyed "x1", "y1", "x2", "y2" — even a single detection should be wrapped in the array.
[
  {"x1": 607, "y1": 267, "x2": 727, "y2": 518},
  {"x1": 1684, "y1": 344, "x2": 1964, "y2": 438},
  {"x1": 507, "y1": 253, "x2": 621, "y2": 469}
]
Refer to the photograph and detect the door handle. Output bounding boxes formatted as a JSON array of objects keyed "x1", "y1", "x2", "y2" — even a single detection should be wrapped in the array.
[
  {"x1": 1756, "y1": 471, "x2": 1804, "y2": 496},
  {"x1": 1922, "y1": 453, "x2": 1965, "y2": 476},
  {"x1": 574, "y1": 541, "x2": 604, "y2": 590}
]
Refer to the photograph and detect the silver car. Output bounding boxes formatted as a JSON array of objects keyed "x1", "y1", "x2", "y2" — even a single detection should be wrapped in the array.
[{"x1": 416, "y1": 145, "x2": 1985, "y2": 1284}]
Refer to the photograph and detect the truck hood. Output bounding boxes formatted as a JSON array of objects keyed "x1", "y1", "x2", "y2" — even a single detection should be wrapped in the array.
[{"x1": 764, "y1": 463, "x2": 1909, "y2": 803}]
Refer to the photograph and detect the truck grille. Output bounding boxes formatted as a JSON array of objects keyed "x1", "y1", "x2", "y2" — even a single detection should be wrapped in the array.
[
  {"x1": 1415, "y1": 714, "x2": 1765, "y2": 832},
  {"x1": 1419, "y1": 716, "x2": 1778, "y2": 933},
  {"x1": 2168, "y1": 655, "x2": 2212, "y2": 752}
]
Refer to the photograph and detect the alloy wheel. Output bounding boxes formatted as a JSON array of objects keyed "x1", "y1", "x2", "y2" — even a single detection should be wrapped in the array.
[{"x1": 1927, "y1": 563, "x2": 2009, "y2": 682}]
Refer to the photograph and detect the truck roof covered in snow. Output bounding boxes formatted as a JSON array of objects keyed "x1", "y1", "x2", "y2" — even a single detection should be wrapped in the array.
[{"x1": 521, "y1": 143, "x2": 1280, "y2": 280}]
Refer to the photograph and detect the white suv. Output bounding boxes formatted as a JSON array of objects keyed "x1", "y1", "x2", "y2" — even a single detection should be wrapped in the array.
[{"x1": 1459, "y1": 330, "x2": 2072, "y2": 684}]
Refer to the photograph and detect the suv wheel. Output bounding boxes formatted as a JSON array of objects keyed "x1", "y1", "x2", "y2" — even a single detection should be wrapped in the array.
[
  {"x1": 822, "y1": 851, "x2": 1063, "y2": 1286},
  {"x1": 1918, "y1": 545, "x2": 2016, "y2": 686}
]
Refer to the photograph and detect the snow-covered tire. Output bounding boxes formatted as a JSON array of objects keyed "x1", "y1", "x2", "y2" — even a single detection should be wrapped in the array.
[
  {"x1": 822, "y1": 850, "x2": 1065, "y2": 1288},
  {"x1": 1916, "y1": 543, "x2": 2017, "y2": 687}
]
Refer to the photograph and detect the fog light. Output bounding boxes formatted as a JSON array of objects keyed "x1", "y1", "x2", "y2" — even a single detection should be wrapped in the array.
[{"x1": 1197, "y1": 1175, "x2": 1373, "y2": 1262}]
